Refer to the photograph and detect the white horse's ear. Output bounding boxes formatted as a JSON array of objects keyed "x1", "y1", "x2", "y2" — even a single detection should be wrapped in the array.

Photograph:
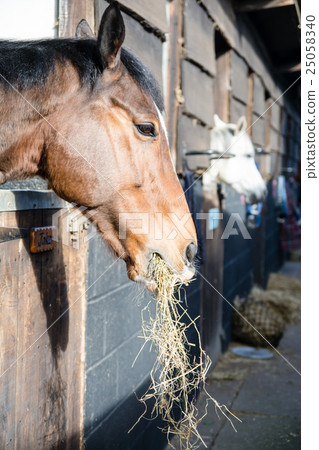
[
  {"x1": 235, "y1": 116, "x2": 247, "y2": 134},
  {"x1": 214, "y1": 114, "x2": 226, "y2": 128},
  {"x1": 76, "y1": 20, "x2": 95, "y2": 38}
]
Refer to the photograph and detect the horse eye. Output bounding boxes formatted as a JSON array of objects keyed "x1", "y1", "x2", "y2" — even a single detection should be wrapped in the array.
[{"x1": 136, "y1": 123, "x2": 156, "y2": 137}]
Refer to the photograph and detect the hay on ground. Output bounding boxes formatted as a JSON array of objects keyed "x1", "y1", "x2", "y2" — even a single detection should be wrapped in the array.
[
  {"x1": 253, "y1": 273, "x2": 301, "y2": 324},
  {"x1": 233, "y1": 296, "x2": 285, "y2": 347},
  {"x1": 232, "y1": 272, "x2": 301, "y2": 347}
]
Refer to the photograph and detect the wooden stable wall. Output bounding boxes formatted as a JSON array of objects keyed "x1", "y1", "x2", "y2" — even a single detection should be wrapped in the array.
[
  {"x1": 165, "y1": 0, "x2": 300, "y2": 352},
  {"x1": 0, "y1": 199, "x2": 87, "y2": 449},
  {"x1": 0, "y1": 1, "x2": 300, "y2": 449}
]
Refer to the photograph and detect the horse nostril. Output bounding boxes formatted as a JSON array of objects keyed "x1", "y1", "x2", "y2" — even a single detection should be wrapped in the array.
[{"x1": 185, "y1": 242, "x2": 197, "y2": 265}]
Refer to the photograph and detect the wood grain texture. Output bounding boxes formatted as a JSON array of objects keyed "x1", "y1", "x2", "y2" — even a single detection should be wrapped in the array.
[
  {"x1": 270, "y1": 100, "x2": 282, "y2": 131},
  {"x1": 0, "y1": 228, "x2": 20, "y2": 449},
  {"x1": 177, "y1": 114, "x2": 212, "y2": 171},
  {"x1": 165, "y1": 0, "x2": 184, "y2": 172},
  {"x1": 184, "y1": 0, "x2": 215, "y2": 75},
  {"x1": 59, "y1": 0, "x2": 95, "y2": 38},
  {"x1": 182, "y1": 60, "x2": 214, "y2": 127},
  {"x1": 94, "y1": 3, "x2": 163, "y2": 87},
  {"x1": 104, "y1": 0, "x2": 168, "y2": 33},
  {"x1": 253, "y1": 74, "x2": 266, "y2": 116},
  {"x1": 201, "y1": 0, "x2": 284, "y2": 102},
  {"x1": 0, "y1": 209, "x2": 87, "y2": 449},
  {"x1": 270, "y1": 126, "x2": 280, "y2": 152},
  {"x1": 230, "y1": 50, "x2": 249, "y2": 104},
  {"x1": 122, "y1": 13, "x2": 163, "y2": 87},
  {"x1": 251, "y1": 114, "x2": 266, "y2": 147},
  {"x1": 229, "y1": 96, "x2": 247, "y2": 123},
  {"x1": 214, "y1": 52, "x2": 231, "y2": 122}
]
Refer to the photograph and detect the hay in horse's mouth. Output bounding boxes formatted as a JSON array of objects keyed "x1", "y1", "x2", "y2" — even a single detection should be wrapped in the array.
[
  {"x1": 135, "y1": 252, "x2": 193, "y2": 293},
  {"x1": 131, "y1": 254, "x2": 238, "y2": 448}
]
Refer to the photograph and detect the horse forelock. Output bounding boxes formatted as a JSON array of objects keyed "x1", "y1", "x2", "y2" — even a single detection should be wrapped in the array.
[
  {"x1": 211, "y1": 127, "x2": 233, "y2": 153},
  {"x1": 0, "y1": 39, "x2": 164, "y2": 111},
  {"x1": 212, "y1": 123, "x2": 254, "y2": 157}
]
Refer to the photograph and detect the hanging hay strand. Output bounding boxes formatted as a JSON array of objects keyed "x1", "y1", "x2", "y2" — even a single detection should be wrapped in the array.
[{"x1": 130, "y1": 254, "x2": 237, "y2": 449}]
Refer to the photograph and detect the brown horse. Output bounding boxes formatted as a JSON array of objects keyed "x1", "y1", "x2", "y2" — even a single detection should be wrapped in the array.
[{"x1": 0, "y1": 2, "x2": 197, "y2": 290}]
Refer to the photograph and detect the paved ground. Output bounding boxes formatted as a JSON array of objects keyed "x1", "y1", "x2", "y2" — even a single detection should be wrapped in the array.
[
  {"x1": 196, "y1": 322, "x2": 301, "y2": 450},
  {"x1": 165, "y1": 262, "x2": 301, "y2": 450}
]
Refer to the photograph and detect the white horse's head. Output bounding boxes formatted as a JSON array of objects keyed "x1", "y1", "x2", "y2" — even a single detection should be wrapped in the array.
[{"x1": 203, "y1": 115, "x2": 267, "y2": 204}]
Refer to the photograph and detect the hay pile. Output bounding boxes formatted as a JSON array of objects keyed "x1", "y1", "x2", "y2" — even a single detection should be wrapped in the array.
[
  {"x1": 233, "y1": 296, "x2": 285, "y2": 347},
  {"x1": 252, "y1": 273, "x2": 301, "y2": 324},
  {"x1": 233, "y1": 272, "x2": 301, "y2": 348},
  {"x1": 131, "y1": 254, "x2": 235, "y2": 449}
]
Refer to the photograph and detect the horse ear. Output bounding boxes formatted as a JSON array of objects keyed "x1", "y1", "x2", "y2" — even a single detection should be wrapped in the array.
[
  {"x1": 76, "y1": 20, "x2": 95, "y2": 38},
  {"x1": 98, "y1": 2, "x2": 125, "y2": 70},
  {"x1": 213, "y1": 114, "x2": 226, "y2": 128},
  {"x1": 236, "y1": 116, "x2": 247, "y2": 134}
]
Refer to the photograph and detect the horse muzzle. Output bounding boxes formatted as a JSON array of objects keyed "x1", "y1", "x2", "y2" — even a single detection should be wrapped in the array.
[{"x1": 130, "y1": 242, "x2": 197, "y2": 292}]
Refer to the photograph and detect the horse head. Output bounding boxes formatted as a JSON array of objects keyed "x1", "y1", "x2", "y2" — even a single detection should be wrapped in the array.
[
  {"x1": 0, "y1": 2, "x2": 197, "y2": 290},
  {"x1": 203, "y1": 114, "x2": 267, "y2": 204}
]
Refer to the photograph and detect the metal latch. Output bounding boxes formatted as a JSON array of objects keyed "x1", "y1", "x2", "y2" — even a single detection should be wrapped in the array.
[{"x1": 30, "y1": 226, "x2": 56, "y2": 253}]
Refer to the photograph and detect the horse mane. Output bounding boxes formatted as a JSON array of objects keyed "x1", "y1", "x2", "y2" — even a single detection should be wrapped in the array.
[{"x1": 0, "y1": 39, "x2": 164, "y2": 111}]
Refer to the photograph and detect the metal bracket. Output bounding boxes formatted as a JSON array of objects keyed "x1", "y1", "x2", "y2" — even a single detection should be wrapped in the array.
[
  {"x1": 255, "y1": 147, "x2": 270, "y2": 155},
  {"x1": 182, "y1": 147, "x2": 236, "y2": 172},
  {"x1": 66, "y1": 213, "x2": 90, "y2": 249},
  {"x1": 185, "y1": 149, "x2": 236, "y2": 159}
]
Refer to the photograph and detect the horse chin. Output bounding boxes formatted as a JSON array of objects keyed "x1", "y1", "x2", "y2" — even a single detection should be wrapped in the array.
[
  {"x1": 178, "y1": 265, "x2": 196, "y2": 283},
  {"x1": 134, "y1": 275, "x2": 158, "y2": 292}
]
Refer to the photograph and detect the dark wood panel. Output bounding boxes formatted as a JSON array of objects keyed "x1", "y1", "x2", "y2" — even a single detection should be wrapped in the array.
[
  {"x1": 200, "y1": 187, "x2": 224, "y2": 361},
  {"x1": 214, "y1": 52, "x2": 231, "y2": 122},
  {"x1": 281, "y1": 108, "x2": 289, "y2": 137},
  {"x1": 0, "y1": 233, "x2": 20, "y2": 448},
  {"x1": 270, "y1": 126, "x2": 280, "y2": 151},
  {"x1": 253, "y1": 74, "x2": 266, "y2": 116},
  {"x1": 229, "y1": 96, "x2": 247, "y2": 123},
  {"x1": 182, "y1": 60, "x2": 214, "y2": 127},
  {"x1": 95, "y1": 3, "x2": 163, "y2": 87},
  {"x1": 177, "y1": 114, "x2": 212, "y2": 171},
  {"x1": 230, "y1": 50, "x2": 249, "y2": 104},
  {"x1": 184, "y1": 0, "x2": 215, "y2": 75},
  {"x1": 270, "y1": 100, "x2": 281, "y2": 131},
  {"x1": 269, "y1": 149, "x2": 279, "y2": 176},
  {"x1": 253, "y1": 209, "x2": 266, "y2": 287},
  {"x1": 177, "y1": 114, "x2": 211, "y2": 150},
  {"x1": 165, "y1": 0, "x2": 184, "y2": 172},
  {"x1": 104, "y1": 0, "x2": 167, "y2": 33},
  {"x1": 251, "y1": 114, "x2": 266, "y2": 147},
  {"x1": 0, "y1": 209, "x2": 87, "y2": 449},
  {"x1": 122, "y1": 13, "x2": 163, "y2": 87},
  {"x1": 201, "y1": 0, "x2": 238, "y2": 49}
]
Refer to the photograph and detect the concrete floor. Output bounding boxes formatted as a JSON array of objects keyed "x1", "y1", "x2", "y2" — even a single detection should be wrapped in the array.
[
  {"x1": 197, "y1": 323, "x2": 301, "y2": 450},
  {"x1": 165, "y1": 262, "x2": 301, "y2": 450}
]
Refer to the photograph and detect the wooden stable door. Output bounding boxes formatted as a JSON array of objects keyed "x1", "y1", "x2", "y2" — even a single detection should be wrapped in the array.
[{"x1": 0, "y1": 208, "x2": 87, "y2": 449}]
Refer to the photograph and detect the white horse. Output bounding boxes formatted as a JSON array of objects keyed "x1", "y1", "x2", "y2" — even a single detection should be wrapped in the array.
[{"x1": 203, "y1": 115, "x2": 267, "y2": 204}]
